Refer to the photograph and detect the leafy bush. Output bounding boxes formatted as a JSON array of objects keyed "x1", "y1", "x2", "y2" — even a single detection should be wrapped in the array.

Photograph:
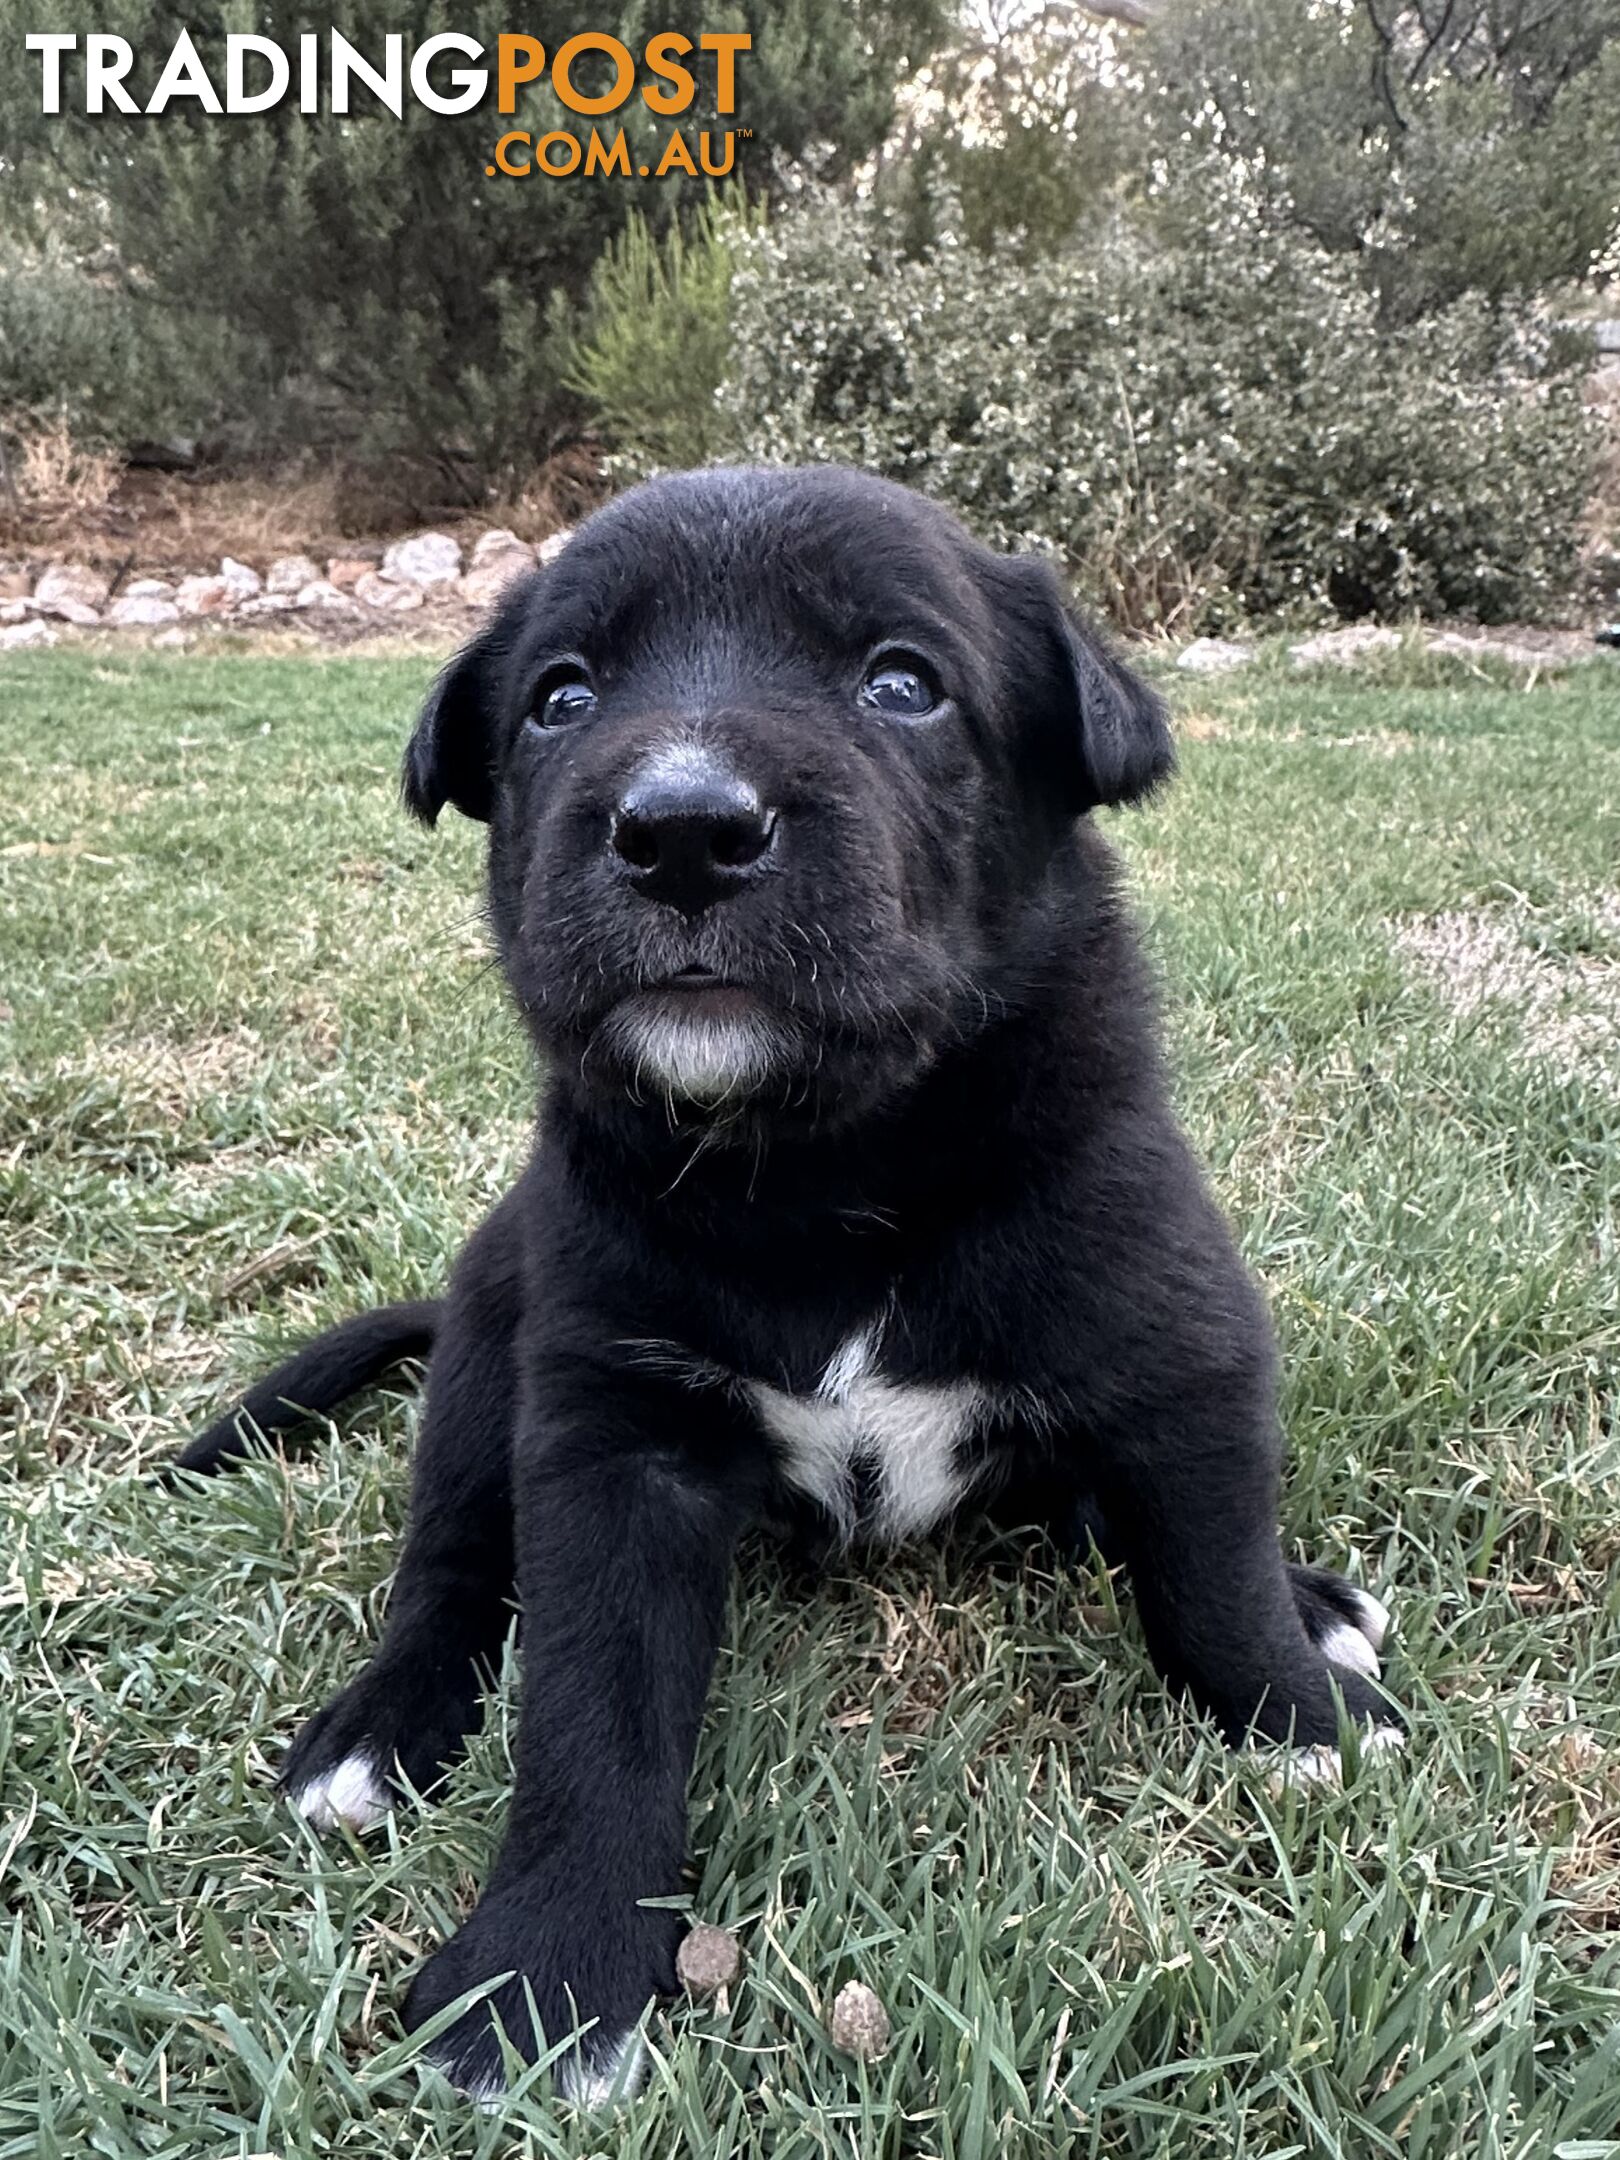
[
  {"x1": 717, "y1": 194, "x2": 1597, "y2": 629},
  {"x1": 0, "y1": 1, "x2": 949, "y2": 495},
  {"x1": 570, "y1": 194, "x2": 761, "y2": 474},
  {"x1": 1137, "y1": 0, "x2": 1620, "y2": 325},
  {"x1": 0, "y1": 241, "x2": 176, "y2": 445}
]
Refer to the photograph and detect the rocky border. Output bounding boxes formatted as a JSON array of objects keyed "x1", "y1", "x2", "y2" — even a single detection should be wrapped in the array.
[
  {"x1": 0, "y1": 526, "x2": 572, "y2": 652},
  {"x1": 3, "y1": 532, "x2": 1612, "y2": 673}
]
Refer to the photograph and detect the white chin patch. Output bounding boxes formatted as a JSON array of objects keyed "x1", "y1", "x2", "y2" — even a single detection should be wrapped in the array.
[
  {"x1": 558, "y1": 2028, "x2": 648, "y2": 2108},
  {"x1": 292, "y1": 1750, "x2": 391, "y2": 1833},
  {"x1": 1264, "y1": 1725, "x2": 1406, "y2": 1795},
  {"x1": 615, "y1": 1009, "x2": 778, "y2": 1106}
]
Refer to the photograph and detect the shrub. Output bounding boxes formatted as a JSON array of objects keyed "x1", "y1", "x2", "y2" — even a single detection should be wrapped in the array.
[
  {"x1": 0, "y1": 242, "x2": 160, "y2": 445},
  {"x1": 1137, "y1": 0, "x2": 1620, "y2": 326},
  {"x1": 570, "y1": 194, "x2": 762, "y2": 474},
  {"x1": 716, "y1": 194, "x2": 1597, "y2": 629},
  {"x1": 0, "y1": 1, "x2": 950, "y2": 494},
  {"x1": 0, "y1": 410, "x2": 122, "y2": 528}
]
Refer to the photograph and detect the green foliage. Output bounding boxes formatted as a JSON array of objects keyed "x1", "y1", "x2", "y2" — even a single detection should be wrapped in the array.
[
  {"x1": 0, "y1": 0, "x2": 948, "y2": 489},
  {"x1": 892, "y1": 8, "x2": 1133, "y2": 260},
  {"x1": 0, "y1": 239, "x2": 179, "y2": 445},
  {"x1": 2, "y1": 646, "x2": 1618, "y2": 2153},
  {"x1": 1139, "y1": 0, "x2": 1620, "y2": 320},
  {"x1": 890, "y1": 2, "x2": 1620, "y2": 314},
  {"x1": 569, "y1": 193, "x2": 762, "y2": 473},
  {"x1": 717, "y1": 193, "x2": 1598, "y2": 630}
]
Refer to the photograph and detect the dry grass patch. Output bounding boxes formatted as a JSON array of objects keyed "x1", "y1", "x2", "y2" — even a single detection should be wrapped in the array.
[
  {"x1": 0, "y1": 412, "x2": 122, "y2": 535},
  {"x1": 84, "y1": 1026, "x2": 272, "y2": 1124},
  {"x1": 1390, "y1": 899, "x2": 1620, "y2": 1092},
  {"x1": 0, "y1": 445, "x2": 599, "y2": 579}
]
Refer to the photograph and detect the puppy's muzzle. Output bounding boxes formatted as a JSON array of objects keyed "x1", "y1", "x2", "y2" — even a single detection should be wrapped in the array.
[{"x1": 609, "y1": 746, "x2": 778, "y2": 920}]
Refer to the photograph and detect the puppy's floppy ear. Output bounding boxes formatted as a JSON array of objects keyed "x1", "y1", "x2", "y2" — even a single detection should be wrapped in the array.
[
  {"x1": 1057, "y1": 606, "x2": 1176, "y2": 811},
  {"x1": 402, "y1": 637, "x2": 498, "y2": 826},
  {"x1": 1007, "y1": 557, "x2": 1175, "y2": 812}
]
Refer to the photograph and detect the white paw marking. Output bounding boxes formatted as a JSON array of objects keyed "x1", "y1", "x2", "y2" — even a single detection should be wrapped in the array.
[
  {"x1": 1320, "y1": 1620, "x2": 1381, "y2": 1680},
  {"x1": 292, "y1": 1749, "x2": 392, "y2": 1833},
  {"x1": 558, "y1": 2027, "x2": 648, "y2": 2108},
  {"x1": 464, "y1": 2070, "x2": 507, "y2": 2115},
  {"x1": 1265, "y1": 1724, "x2": 1406, "y2": 1795},
  {"x1": 438, "y1": 2026, "x2": 647, "y2": 2111},
  {"x1": 1346, "y1": 1586, "x2": 1391, "y2": 1651}
]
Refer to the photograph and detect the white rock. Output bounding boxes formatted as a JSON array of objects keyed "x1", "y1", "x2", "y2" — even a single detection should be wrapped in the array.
[
  {"x1": 107, "y1": 594, "x2": 182, "y2": 628},
  {"x1": 35, "y1": 562, "x2": 111, "y2": 612},
  {"x1": 462, "y1": 551, "x2": 535, "y2": 607},
  {"x1": 538, "y1": 527, "x2": 574, "y2": 566},
  {"x1": 380, "y1": 531, "x2": 462, "y2": 588},
  {"x1": 1, "y1": 619, "x2": 59, "y2": 649},
  {"x1": 1425, "y1": 629, "x2": 1553, "y2": 670},
  {"x1": 0, "y1": 600, "x2": 27, "y2": 626},
  {"x1": 294, "y1": 579, "x2": 358, "y2": 611},
  {"x1": 266, "y1": 553, "x2": 322, "y2": 595},
  {"x1": 219, "y1": 556, "x2": 263, "y2": 600},
  {"x1": 153, "y1": 627, "x2": 191, "y2": 649},
  {"x1": 234, "y1": 592, "x2": 295, "y2": 617},
  {"x1": 1288, "y1": 625, "x2": 1403, "y2": 669},
  {"x1": 39, "y1": 598, "x2": 101, "y2": 627},
  {"x1": 1177, "y1": 636, "x2": 1254, "y2": 675},
  {"x1": 175, "y1": 575, "x2": 235, "y2": 618},
  {"x1": 124, "y1": 577, "x2": 175, "y2": 601},
  {"x1": 354, "y1": 571, "x2": 425, "y2": 612},
  {"x1": 470, "y1": 527, "x2": 531, "y2": 568}
]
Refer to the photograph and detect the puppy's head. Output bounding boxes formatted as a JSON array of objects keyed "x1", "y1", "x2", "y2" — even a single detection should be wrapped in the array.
[{"x1": 406, "y1": 467, "x2": 1171, "y2": 1132}]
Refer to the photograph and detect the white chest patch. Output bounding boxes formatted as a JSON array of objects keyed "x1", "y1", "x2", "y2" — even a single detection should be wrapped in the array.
[{"x1": 747, "y1": 1327, "x2": 987, "y2": 1545}]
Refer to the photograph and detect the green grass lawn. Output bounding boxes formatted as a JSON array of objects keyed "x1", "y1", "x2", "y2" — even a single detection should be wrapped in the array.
[{"x1": 2, "y1": 644, "x2": 1617, "y2": 2159}]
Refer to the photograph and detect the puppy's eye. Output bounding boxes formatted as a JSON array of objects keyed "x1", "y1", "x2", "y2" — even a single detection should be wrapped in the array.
[
  {"x1": 530, "y1": 671, "x2": 598, "y2": 729},
  {"x1": 859, "y1": 655, "x2": 941, "y2": 720}
]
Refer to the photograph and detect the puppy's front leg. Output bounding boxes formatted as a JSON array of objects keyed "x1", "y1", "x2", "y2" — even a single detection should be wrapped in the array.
[
  {"x1": 404, "y1": 1364, "x2": 759, "y2": 2102},
  {"x1": 1099, "y1": 1405, "x2": 1395, "y2": 1751},
  {"x1": 1072, "y1": 1133, "x2": 1399, "y2": 1754},
  {"x1": 282, "y1": 1188, "x2": 523, "y2": 1830}
]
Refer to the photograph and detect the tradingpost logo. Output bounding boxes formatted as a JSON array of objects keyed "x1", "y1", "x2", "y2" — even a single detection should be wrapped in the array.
[{"x1": 25, "y1": 27, "x2": 753, "y2": 179}]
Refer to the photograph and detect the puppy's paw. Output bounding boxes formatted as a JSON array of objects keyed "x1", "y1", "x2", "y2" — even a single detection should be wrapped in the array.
[
  {"x1": 402, "y1": 1879, "x2": 675, "y2": 2107},
  {"x1": 556, "y1": 2028, "x2": 649, "y2": 2109},
  {"x1": 1214, "y1": 1614, "x2": 1402, "y2": 1751},
  {"x1": 454, "y1": 2028, "x2": 649, "y2": 2113},
  {"x1": 292, "y1": 1748, "x2": 392, "y2": 1833},
  {"x1": 281, "y1": 1651, "x2": 485, "y2": 1837},
  {"x1": 1263, "y1": 1723, "x2": 1405, "y2": 1797},
  {"x1": 1289, "y1": 1563, "x2": 1391, "y2": 1681}
]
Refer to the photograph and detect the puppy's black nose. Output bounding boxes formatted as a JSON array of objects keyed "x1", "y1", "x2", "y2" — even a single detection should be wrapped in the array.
[{"x1": 610, "y1": 758, "x2": 777, "y2": 917}]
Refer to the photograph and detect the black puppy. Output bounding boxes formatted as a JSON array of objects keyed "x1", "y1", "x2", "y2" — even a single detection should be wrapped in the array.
[{"x1": 179, "y1": 466, "x2": 1398, "y2": 2102}]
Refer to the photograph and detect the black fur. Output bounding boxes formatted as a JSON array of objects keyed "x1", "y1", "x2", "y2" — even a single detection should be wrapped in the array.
[
  {"x1": 172, "y1": 1300, "x2": 439, "y2": 1475},
  {"x1": 180, "y1": 466, "x2": 1397, "y2": 2098}
]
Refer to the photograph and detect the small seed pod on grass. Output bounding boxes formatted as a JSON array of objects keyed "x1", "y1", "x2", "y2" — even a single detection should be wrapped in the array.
[
  {"x1": 827, "y1": 1979, "x2": 891, "y2": 2062},
  {"x1": 676, "y1": 1922, "x2": 742, "y2": 1997}
]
